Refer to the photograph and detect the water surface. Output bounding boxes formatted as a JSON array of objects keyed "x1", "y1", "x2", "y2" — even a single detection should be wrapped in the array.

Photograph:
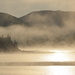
[{"x1": 0, "y1": 52, "x2": 75, "y2": 75}]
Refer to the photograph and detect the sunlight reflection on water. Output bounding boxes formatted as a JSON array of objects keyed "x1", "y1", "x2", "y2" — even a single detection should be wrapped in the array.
[
  {"x1": 0, "y1": 50, "x2": 75, "y2": 75},
  {"x1": 0, "y1": 50, "x2": 75, "y2": 62},
  {"x1": 42, "y1": 52, "x2": 72, "y2": 62},
  {"x1": 0, "y1": 66, "x2": 75, "y2": 75},
  {"x1": 46, "y1": 66, "x2": 75, "y2": 75}
]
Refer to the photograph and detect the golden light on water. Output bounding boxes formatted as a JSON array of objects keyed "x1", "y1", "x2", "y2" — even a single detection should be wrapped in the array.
[
  {"x1": 0, "y1": 50, "x2": 75, "y2": 75},
  {"x1": 46, "y1": 66, "x2": 73, "y2": 75},
  {"x1": 44, "y1": 50, "x2": 75, "y2": 75},
  {"x1": 50, "y1": 52, "x2": 70, "y2": 61},
  {"x1": 42, "y1": 50, "x2": 72, "y2": 62}
]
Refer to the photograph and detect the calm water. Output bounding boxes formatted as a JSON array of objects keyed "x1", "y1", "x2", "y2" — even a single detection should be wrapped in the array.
[
  {"x1": 0, "y1": 66, "x2": 75, "y2": 75},
  {"x1": 0, "y1": 52, "x2": 75, "y2": 75}
]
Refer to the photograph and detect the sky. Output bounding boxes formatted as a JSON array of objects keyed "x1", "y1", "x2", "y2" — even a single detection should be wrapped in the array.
[{"x1": 0, "y1": 0, "x2": 75, "y2": 17}]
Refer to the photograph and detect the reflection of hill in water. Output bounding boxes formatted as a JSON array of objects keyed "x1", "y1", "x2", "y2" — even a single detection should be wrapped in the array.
[{"x1": 0, "y1": 36, "x2": 20, "y2": 52}]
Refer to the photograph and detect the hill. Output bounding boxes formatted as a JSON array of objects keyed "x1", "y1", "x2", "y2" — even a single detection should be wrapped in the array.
[
  {"x1": 0, "y1": 12, "x2": 24, "y2": 27},
  {"x1": 20, "y1": 10, "x2": 75, "y2": 27},
  {"x1": 19, "y1": 10, "x2": 75, "y2": 49}
]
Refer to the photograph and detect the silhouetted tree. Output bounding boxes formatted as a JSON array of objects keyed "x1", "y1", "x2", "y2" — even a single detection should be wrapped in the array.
[{"x1": 0, "y1": 36, "x2": 20, "y2": 52}]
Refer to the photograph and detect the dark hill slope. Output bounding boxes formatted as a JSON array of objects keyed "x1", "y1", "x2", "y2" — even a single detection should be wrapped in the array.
[
  {"x1": 0, "y1": 12, "x2": 24, "y2": 27},
  {"x1": 20, "y1": 10, "x2": 75, "y2": 27}
]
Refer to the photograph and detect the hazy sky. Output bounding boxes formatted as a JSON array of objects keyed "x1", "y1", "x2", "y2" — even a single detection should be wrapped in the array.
[{"x1": 0, "y1": 0, "x2": 75, "y2": 17}]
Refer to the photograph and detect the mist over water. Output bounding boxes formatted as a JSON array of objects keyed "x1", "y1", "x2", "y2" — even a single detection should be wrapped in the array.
[{"x1": 0, "y1": 22, "x2": 75, "y2": 50}]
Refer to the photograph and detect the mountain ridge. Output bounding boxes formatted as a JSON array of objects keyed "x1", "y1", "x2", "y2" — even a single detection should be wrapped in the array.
[
  {"x1": 1, "y1": 10, "x2": 75, "y2": 27},
  {"x1": 0, "y1": 12, "x2": 25, "y2": 27},
  {"x1": 20, "y1": 10, "x2": 75, "y2": 27}
]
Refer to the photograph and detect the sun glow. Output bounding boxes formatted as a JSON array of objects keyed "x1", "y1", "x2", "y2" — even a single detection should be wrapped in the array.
[
  {"x1": 46, "y1": 66, "x2": 73, "y2": 75},
  {"x1": 48, "y1": 49, "x2": 75, "y2": 53},
  {"x1": 43, "y1": 50, "x2": 71, "y2": 62},
  {"x1": 50, "y1": 52, "x2": 69, "y2": 61}
]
